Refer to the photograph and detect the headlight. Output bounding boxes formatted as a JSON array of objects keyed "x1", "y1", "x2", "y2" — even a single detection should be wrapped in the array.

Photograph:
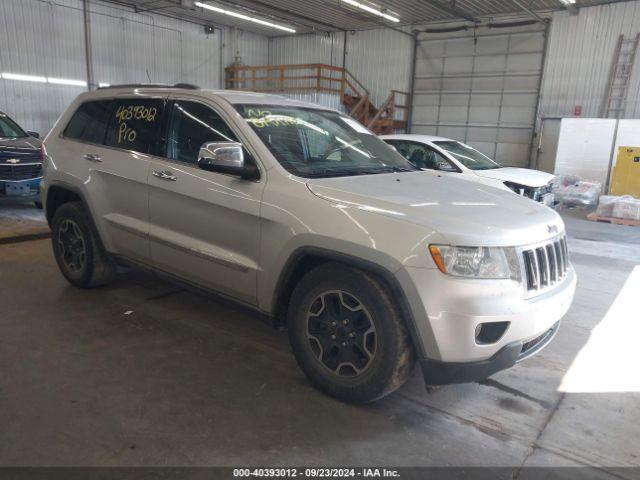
[
  {"x1": 429, "y1": 245, "x2": 521, "y2": 280},
  {"x1": 504, "y1": 181, "x2": 534, "y2": 199}
]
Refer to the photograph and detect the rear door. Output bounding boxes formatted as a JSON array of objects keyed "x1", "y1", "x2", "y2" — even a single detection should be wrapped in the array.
[
  {"x1": 61, "y1": 96, "x2": 165, "y2": 263},
  {"x1": 147, "y1": 97, "x2": 264, "y2": 305}
]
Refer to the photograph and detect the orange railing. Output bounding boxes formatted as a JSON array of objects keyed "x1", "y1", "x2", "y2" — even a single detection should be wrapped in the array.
[{"x1": 225, "y1": 63, "x2": 368, "y2": 98}]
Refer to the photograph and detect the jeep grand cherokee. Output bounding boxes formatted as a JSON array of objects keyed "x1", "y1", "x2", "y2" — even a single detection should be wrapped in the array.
[{"x1": 41, "y1": 85, "x2": 576, "y2": 403}]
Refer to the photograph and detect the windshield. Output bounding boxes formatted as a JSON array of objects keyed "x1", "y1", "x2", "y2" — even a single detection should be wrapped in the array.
[
  {"x1": 433, "y1": 141, "x2": 501, "y2": 170},
  {"x1": 236, "y1": 105, "x2": 417, "y2": 178},
  {"x1": 0, "y1": 114, "x2": 27, "y2": 138}
]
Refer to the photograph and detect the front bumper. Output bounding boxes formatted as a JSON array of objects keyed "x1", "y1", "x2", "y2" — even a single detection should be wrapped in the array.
[
  {"x1": 421, "y1": 321, "x2": 559, "y2": 385},
  {"x1": 0, "y1": 177, "x2": 42, "y2": 198},
  {"x1": 402, "y1": 263, "x2": 576, "y2": 384}
]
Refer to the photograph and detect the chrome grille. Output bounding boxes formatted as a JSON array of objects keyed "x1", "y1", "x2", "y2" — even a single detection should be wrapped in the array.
[
  {"x1": 0, "y1": 163, "x2": 42, "y2": 181},
  {"x1": 522, "y1": 236, "x2": 569, "y2": 292}
]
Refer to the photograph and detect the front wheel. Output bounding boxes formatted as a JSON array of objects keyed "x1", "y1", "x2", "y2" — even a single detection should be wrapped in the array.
[{"x1": 287, "y1": 263, "x2": 415, "y2": 404}]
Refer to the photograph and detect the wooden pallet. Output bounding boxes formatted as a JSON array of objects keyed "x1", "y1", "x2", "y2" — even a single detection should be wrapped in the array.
[{"x1": 587, "y1": 212, "x2": 640, "y2": 227}]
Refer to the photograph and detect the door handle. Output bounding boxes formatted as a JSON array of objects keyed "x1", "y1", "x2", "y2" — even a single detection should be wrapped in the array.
[
  {"x1": 83, "y1": 153, "x2": 102, "y2": 162},
  {"x1": 152, "y1": 170, "x2": 177, "y2": 181}
]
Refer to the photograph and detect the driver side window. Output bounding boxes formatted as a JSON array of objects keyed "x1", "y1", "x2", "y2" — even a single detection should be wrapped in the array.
[
  {"x1": 166, "y1": 101, "x2": 238, "y2": 164},
  {"x1": 389, "y1": 141, "x2": 456, "y2": 172},
  {"x1": 303, "y1": 126, "x2": 333, "y2": 160}
]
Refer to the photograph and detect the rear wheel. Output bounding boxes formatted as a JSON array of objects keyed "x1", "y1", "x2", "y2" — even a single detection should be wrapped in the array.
[
  {"x1": 51, "y1": 201, "x2": 115, "y2": 288},
  {"x1": 288, "y1": 262, "x2": 415, "y2": 403}
]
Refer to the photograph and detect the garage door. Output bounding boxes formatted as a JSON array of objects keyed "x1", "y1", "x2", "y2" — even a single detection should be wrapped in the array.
[{"x1": 410, "y1": 27, "x2": 547, "y2": 167}]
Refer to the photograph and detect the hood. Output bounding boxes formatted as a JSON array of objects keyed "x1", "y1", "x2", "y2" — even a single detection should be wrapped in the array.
[
  {"x1": 473, "y1": 167, "x2": 554, "y2": 188},
  {"x1": 307, "y1": 171, "x2": 564, "y2": 247}
]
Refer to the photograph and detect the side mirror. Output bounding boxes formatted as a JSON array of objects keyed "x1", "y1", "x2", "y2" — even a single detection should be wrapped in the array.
[
  {"x1": 197, "y1": 141, "x2": 258, "y2": 180},
  {"x1": 27, "y1": 131, "x2": 40, "y2": 139}
]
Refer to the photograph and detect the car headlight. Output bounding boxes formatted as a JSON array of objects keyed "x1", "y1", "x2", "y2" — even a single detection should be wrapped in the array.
[
  {"x1": 429, "y1": 245, "x2": 521, "y2": 280},
  {"x1": 504, "y1": 181, "x2": 534, "y2": 199}
]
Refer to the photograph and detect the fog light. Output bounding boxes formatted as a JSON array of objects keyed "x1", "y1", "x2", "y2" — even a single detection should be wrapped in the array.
[{"x1": 475, "y1": 322, "x2": 510, "y2": 345}]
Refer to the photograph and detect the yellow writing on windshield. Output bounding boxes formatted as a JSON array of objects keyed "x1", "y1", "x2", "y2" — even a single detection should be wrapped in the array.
[{"x1": 245, "y1": 109, "x2": 298, "y2": 128}]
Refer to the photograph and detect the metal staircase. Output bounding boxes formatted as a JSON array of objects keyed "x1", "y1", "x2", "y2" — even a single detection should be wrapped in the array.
[{"x1": 602, "y1": 33, "x2": 640, "y2": 118}]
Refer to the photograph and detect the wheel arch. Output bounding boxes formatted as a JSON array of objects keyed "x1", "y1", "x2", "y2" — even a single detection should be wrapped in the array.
[
  {"x1": 45, "y1": 181, "x2": 86, "y2": 227},
  {"x1": 44, "y1": 182, "x2": 107, "y2": 254},
  {"x1": 272, "y1": 246, "x2": 427, "y2": 359}
]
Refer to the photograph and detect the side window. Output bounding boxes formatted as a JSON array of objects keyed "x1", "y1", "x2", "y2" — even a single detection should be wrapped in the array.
[
  {"x1": 429, "y1": 148, "x2": 458, "y2": 172},
  {"x1": 104, "y1": 99, "x2": 164, "y2": 154},
  {"x1": 303, "y1": 127, "x2": 332, "y2": 160},
  {"x1": 388, "y1": 141, "x2": 456, "y2": 172},
  {"x1": 166, "y1": 101, "x2": 237, "y2": 164},
  {"x1": 63, "y1": 100, "x2": 113, "y2": 144}
]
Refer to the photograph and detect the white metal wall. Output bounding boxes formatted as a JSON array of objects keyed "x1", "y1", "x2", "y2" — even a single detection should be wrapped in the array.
[
  {"x1": 344, "y1": 29, "x2": 413, "y2": 108},
  {"x1": 411, "y1": 25, "x2": 547, "y2": 167},
  {"x1": 540, "y1": 2, "x2": 640, "y2": 119},
  {"x1": 0, "y1": 0, "x2": 86, "y2": 136},
  {"x1": 222, "y1": 26, "x2": 270, "y2": 71},
  {"x1": 270, "y1": 33, "x2": 344, "y2": 67},
  {"x1": 0, "y1": 0, "x2": 268, "y2": 135}
]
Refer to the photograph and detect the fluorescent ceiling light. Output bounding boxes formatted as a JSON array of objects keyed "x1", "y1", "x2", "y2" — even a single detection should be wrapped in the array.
[
  {"x1": 194, "y1": 1, "x2": 296, "y2": 33},
  {"x1": 48, "y1": 77, "x2": 87, "y2": 87},
  {"x1": 559, "y1": 0, "x2": 576, "y2": 4},
  {"x1": 98, "y1": 82, "x2": 111, "y2": 88},
  {"x1": 1, "y1": 72, "x2": 87, "y2": 87},
  {"x1": 340, "y1": 0, "x2": 399, "y2": 23},
  {"x1": 1, "y1": 72, "x2": 47, "y2": 83}
]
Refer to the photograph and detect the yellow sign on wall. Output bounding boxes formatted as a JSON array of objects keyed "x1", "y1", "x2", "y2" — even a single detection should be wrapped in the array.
[{"x1": 611, "y1": 147, "x2": 640, "y2": 198}]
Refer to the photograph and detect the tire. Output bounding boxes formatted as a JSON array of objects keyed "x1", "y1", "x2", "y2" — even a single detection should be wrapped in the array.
[
  {"x1": 51, "y1": 201, "x2": 116, "y2": 288},
  {"x1": 34, "y1": 201, "x2": 43, "y2": 209},
  {"x1": 288, "y1": 262, "x2": 415, "y2": 404}
]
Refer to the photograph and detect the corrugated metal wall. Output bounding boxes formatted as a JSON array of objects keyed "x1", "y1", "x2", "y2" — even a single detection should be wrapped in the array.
[
  {"x1": 270, "y1": 33, "x2": 343, "y2": 66},
  {"x1": 344, "y1": 29, "x2": 413, "y2": 107},
  {"x1": 540, "y1": 2, "x2": 640, "y2": 119},
  {"x1": 222, "y1": 26, "x2": 270, "y2": 71},
  {"x1": 0, "y1": 0, "x2": 86, "y2": 136},
  {"x1": 0, "y1": 0, "x2": 268, "y2": 135}
]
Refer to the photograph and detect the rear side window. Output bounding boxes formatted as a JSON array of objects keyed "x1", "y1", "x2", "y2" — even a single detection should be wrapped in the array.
[
  {"x1": 63, "y1": 100, "x2": 113, "y2": 144},
  {"x1": 104, "y1": 99, "x2": 165, "y2": 155}
]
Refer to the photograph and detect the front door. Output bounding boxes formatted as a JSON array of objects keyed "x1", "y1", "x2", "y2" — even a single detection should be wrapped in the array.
[{"x1": 147, "y1": 98, "x2": 264, "y2": 305}]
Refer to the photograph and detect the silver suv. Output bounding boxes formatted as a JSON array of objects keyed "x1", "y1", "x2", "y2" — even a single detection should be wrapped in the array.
[{"x1": 42, "y1": 85, "x2": 576, "y2": 403}]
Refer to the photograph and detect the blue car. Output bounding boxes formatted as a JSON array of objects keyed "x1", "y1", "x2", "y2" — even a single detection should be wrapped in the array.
[{"x1": 0, "y1": 111, "x2": 43, "y2": 207}]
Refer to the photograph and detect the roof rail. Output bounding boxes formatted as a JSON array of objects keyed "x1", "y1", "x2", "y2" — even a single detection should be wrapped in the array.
[{"x1": 97, "y1": 83, "x2": 200, "y2": 90}]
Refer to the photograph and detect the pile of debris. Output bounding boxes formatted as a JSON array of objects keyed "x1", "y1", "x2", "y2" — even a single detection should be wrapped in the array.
[
  {"x1": 589, "y1": 195, "x2": 640, "y2": 226},
  {"x1": 551, "y1": 175, "x2": 602, "y2": 208}
]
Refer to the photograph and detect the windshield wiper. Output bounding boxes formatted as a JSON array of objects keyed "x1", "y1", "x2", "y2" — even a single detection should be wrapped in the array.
[
  {"x1": 367, "y1": 166, "x2": 416, "y2": 174},
  {"x1": 306, "y1": 168, "x2": 374, "y2": 178}
]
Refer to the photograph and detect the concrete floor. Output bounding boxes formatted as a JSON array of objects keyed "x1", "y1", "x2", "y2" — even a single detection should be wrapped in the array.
[
  {"x1": 0, "y1": 204, "x2": 639, "y2": 475},
  {"x1": 0, "y1": 199, "x2": 47, "y2": 242}
]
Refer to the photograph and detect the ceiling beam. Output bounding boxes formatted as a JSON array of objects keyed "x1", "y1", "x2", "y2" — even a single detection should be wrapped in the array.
[
  {"x1": 428, "y1": 0, "x2": 479, "y2": 23},
  {"x1": 562, "y1": 1, "x2": 578, "y2": 15},
  {"x1": 213, "y1": 0, "x2": 344, "y2": 32},
  {"x1": 510, "y1": 0, "x2": 548, "y2": 23}
]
